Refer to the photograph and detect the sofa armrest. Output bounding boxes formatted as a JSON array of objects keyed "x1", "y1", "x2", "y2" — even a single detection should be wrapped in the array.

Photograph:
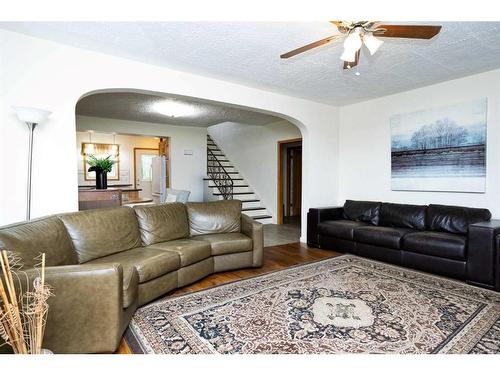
[
  {"x1": 307, "y1": 206, "x2": 344, "y2": 247},
  {"x1": 241, "y1": 214, "x2": 263, "y2": 267},
  {"x1": 467, "y1": 220, "x2": 500, "y2": 291},
  {"x1": 36, "y1": 263, "x2": 125, "y2": 353}
]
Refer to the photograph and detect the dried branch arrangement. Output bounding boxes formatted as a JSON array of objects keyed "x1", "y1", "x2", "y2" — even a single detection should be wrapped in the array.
[{"x1": 0, "y1": 250, "x2": 53, "y2": 354}]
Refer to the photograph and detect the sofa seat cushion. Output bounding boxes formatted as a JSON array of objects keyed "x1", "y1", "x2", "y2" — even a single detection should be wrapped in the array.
[
  {"x1": 87, "y1": 247, "x2": 180, "y2": 283},
  {"x1": 193, "y1": 233, "x2": 253, "y2": 256},
  {"x1": 354, "y1": 226, "x2": 416, "y2": 250},
  {"x1": 403, "y1": 231, "x2": 467, "y2": 261},
  {"x1": 147, "y1": 239, "x2": 211, "y2": 267},
  {"x1": 317, "y1": 220, "x2": 367, "y2": 240}
]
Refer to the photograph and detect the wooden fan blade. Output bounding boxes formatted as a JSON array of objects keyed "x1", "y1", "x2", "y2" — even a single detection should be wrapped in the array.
[
  {"x1": 343, "y1": 49, "x2": 360, "y2": 70},
  {"x1": 280, "y1": 35, "x2": 341, "y2": 59},
  {"x1": 329, "y1": 21, "x2": 342, "y2": 27},
  {"x1": 374, "y1": 25, "x2": 442, "y2": 39}
]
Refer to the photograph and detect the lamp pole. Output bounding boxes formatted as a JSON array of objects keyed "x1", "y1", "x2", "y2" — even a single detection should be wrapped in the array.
[
  {"x1": 26, "y1": 122, "x2": 37, "y2": 220},
  {"x1": 12, "y1": 106, "x2": 51, "y2": 221}
]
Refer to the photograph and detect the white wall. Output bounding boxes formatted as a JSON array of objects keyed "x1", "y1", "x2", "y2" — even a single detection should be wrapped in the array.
[
  {"x1": 208, "y1": 120, "x2": 301, "y2": 223},
  {"x1": 0, "y1": 30, "x2": 340, "y2": 242},
  {"x1": 339, "y1": 69, "x2": 500, "y2": 217},
  {"x1": 76, "y1": 116, "x2": 207, "y2": 200}
]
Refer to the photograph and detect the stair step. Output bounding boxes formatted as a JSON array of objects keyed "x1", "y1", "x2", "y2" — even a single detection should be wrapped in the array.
[
  {"x1": 214, "y1": 192, "x2": 254, "y2": 196},
  {"x1": 206, "y1": 137, "x2": 267, "y2": 217},
  {"x1": 204, "y1": 177, "x2": 243, "y2": 181},
  {"x1": 242, "y1": 207, "x2": 266, "y2": 211},
  {"x1": 210, "y1": 184, "x2": 249, "y2": 188}
]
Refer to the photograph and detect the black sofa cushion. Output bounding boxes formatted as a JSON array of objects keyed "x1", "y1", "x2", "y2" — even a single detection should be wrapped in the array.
[
  {"x1": 427, "y1": 204, "x2": 491, "y2": 235},
  {"x1": 342, "y1": 200, "x2": 382, "y2": 225},
  {"x1": 356, "y1": 243, "x2": 402, "y2": 264},
  {"x1": 354, "y1": 226, "x2": 416, "y2": 249},
  {"x1": 402, "y1": 252, "x2": 466, "y2": 280},
  {"x1": 379, "y1": 203, "x2": 427, "y2": 230},
  {"x1": 317, "y1": 220, "x2": 367, "y2": 241},
  {"x1": 403, "y1": 231, "x2": 467, "y2": 261}
]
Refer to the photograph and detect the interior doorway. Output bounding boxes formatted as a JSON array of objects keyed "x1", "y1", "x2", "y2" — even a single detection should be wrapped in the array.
[
  {"x1": 134, "y1": 148, "x2": 159, "y2": 199},
  {"x1": 277, "y1": 138, "x2": 302, "y2": 225}
]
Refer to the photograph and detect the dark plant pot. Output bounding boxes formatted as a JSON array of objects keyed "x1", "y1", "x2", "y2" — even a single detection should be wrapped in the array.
[{"x1": 95, "y1": 170, "x2": 108, "y2": 190}]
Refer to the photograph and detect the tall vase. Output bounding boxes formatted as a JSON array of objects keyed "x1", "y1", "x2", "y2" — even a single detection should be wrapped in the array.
[{"x1": 95, "y1": 170, "x2": 108, "y2": 189}]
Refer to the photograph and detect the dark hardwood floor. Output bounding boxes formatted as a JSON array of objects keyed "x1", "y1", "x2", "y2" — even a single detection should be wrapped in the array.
[{"x1": 116, "y1": 242, "x2": 341, "y2": 354}]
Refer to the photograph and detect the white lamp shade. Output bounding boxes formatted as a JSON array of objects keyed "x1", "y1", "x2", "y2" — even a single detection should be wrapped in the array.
[
  {"x1": 340, "y1": 48, "x2": 357, "y2": 63},
  {"x1": 343, "y1": 29, "x2": 362, "y2": 52},
  {"x1": 363, "y1": 33, "x2": 384, "y2": 55},
  {"x1": 12, "y1": 106, "x2": 52, "y2": 124}
]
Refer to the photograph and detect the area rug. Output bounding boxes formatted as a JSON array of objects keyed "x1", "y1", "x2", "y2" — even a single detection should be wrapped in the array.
[{"x1": 125, "y1": 255, "x2": 500, "y2": 354}]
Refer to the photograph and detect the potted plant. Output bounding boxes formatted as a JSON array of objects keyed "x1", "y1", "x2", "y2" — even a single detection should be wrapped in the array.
[{"x1": 87, "y1": 154, "x2": 115, "y2": 189}]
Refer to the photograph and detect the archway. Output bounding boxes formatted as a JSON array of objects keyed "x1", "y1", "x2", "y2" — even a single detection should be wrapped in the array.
[{"x1": 74, "y1": 88, "x2": 306, "y2": 242}]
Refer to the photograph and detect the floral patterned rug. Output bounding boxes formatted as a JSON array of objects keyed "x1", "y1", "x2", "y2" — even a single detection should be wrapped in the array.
[{"x1": 125, "y1": 255, "x2": 500, "y2": 354}]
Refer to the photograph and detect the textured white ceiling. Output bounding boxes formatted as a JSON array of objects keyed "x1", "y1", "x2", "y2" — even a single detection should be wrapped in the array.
[
  {"x1": 2, "y1": 22, "x2": 500, "y2": 105},
  {"x1": 76, "y1": 92, "x2": 281, "y2": 127}
]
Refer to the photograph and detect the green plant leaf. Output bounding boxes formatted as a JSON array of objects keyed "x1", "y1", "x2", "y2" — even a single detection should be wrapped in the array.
[{"x1": 87, "y1": 154, "x2": 116, "y2": 173}]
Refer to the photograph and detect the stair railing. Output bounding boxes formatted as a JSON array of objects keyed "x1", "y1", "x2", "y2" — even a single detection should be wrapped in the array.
[{"x1": 207, "y1": 146, "x2": 233, "y2": 200}]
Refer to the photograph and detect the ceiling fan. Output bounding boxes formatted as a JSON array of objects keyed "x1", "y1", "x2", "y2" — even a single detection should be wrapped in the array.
[{"x1": 280, "y1": 21, "x2": 442, "y2": 70}]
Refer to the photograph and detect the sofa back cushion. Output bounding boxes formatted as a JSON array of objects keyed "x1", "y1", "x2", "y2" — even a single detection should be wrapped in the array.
[
  {"x1": 343, "y1": 200, "x2": 381, "y2": 225},
  {"x1": 187, "y1": 200, "x2": 242, "y2": 236},
  {"x1": 427, "y1": 204, "x2": 491, "y2": 235},
  {"x1": 379, "y1": 203, "x2": 427, "y2": 230},
  {"x1": 0, "y1": 216, "x2": 77, "y2": 268},
  {"x1": 58, "y1": 206, "x2": 142, "y2": 263},
  {"x1": 134, "y1": 203, "x2": 189, "y2": 246}
]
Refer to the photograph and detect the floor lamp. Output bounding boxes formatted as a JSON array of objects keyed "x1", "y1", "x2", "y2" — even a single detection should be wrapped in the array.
[{"x1": 13, "y1": 106, "x2": 52, "y2": 221}]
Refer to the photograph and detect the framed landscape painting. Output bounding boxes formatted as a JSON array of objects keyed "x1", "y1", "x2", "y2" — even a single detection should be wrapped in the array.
[{"x1": 391, "y1": 98, "x2": 487, "y2": 193}]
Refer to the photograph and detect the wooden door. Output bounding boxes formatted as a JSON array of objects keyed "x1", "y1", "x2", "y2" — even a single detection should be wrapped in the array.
[{"x1": 286, "y1": 146, "x2": 302, "y2": 217}]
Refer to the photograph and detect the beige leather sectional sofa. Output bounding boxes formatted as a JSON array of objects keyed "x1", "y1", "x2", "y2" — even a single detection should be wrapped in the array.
[{"x1": 0, "y1": 200, "x2": 263, "y2": 354}]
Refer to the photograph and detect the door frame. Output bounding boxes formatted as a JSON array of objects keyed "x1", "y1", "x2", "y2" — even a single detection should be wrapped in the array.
[
  {"x1": 133, "y1": 148, "x2": 159, "y2": 190},
  {"x1": 277, "y1": 138, "x2": 302, "y2": 225}
]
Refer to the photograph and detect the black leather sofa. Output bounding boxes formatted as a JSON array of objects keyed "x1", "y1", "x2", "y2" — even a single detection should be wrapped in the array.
[{"x1": 308, "y1": 200, "x2": 500, "y2": 291}]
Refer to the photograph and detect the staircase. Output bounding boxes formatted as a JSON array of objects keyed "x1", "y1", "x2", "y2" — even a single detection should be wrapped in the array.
[{"x1": 204, "y1": 135, "x2": 273, "y2": 224}]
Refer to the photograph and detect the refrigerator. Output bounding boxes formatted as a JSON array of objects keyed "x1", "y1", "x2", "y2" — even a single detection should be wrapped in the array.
[{"x1": 151, "y1": 156, "x2": 167, "y2": 203}]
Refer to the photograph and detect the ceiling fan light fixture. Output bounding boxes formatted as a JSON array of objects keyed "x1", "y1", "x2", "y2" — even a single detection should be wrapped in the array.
[
  {"x1": 343, "y1": 28, "x2": 362, "y2": 52},
  {"x1": 363, "y1": 33, "x2": 384, "y2": 55},
  {"x1": 340, "y1": 48, "x2": 357, "y2": 63}
]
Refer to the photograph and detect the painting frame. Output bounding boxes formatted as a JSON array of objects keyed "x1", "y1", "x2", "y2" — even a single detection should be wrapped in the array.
[
  {"x1": 82, "y1": 142, "x2": 120, "y2": 181},
  {"x1": 390, "y1": 98, "x2": 487, "y2": 193}
]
